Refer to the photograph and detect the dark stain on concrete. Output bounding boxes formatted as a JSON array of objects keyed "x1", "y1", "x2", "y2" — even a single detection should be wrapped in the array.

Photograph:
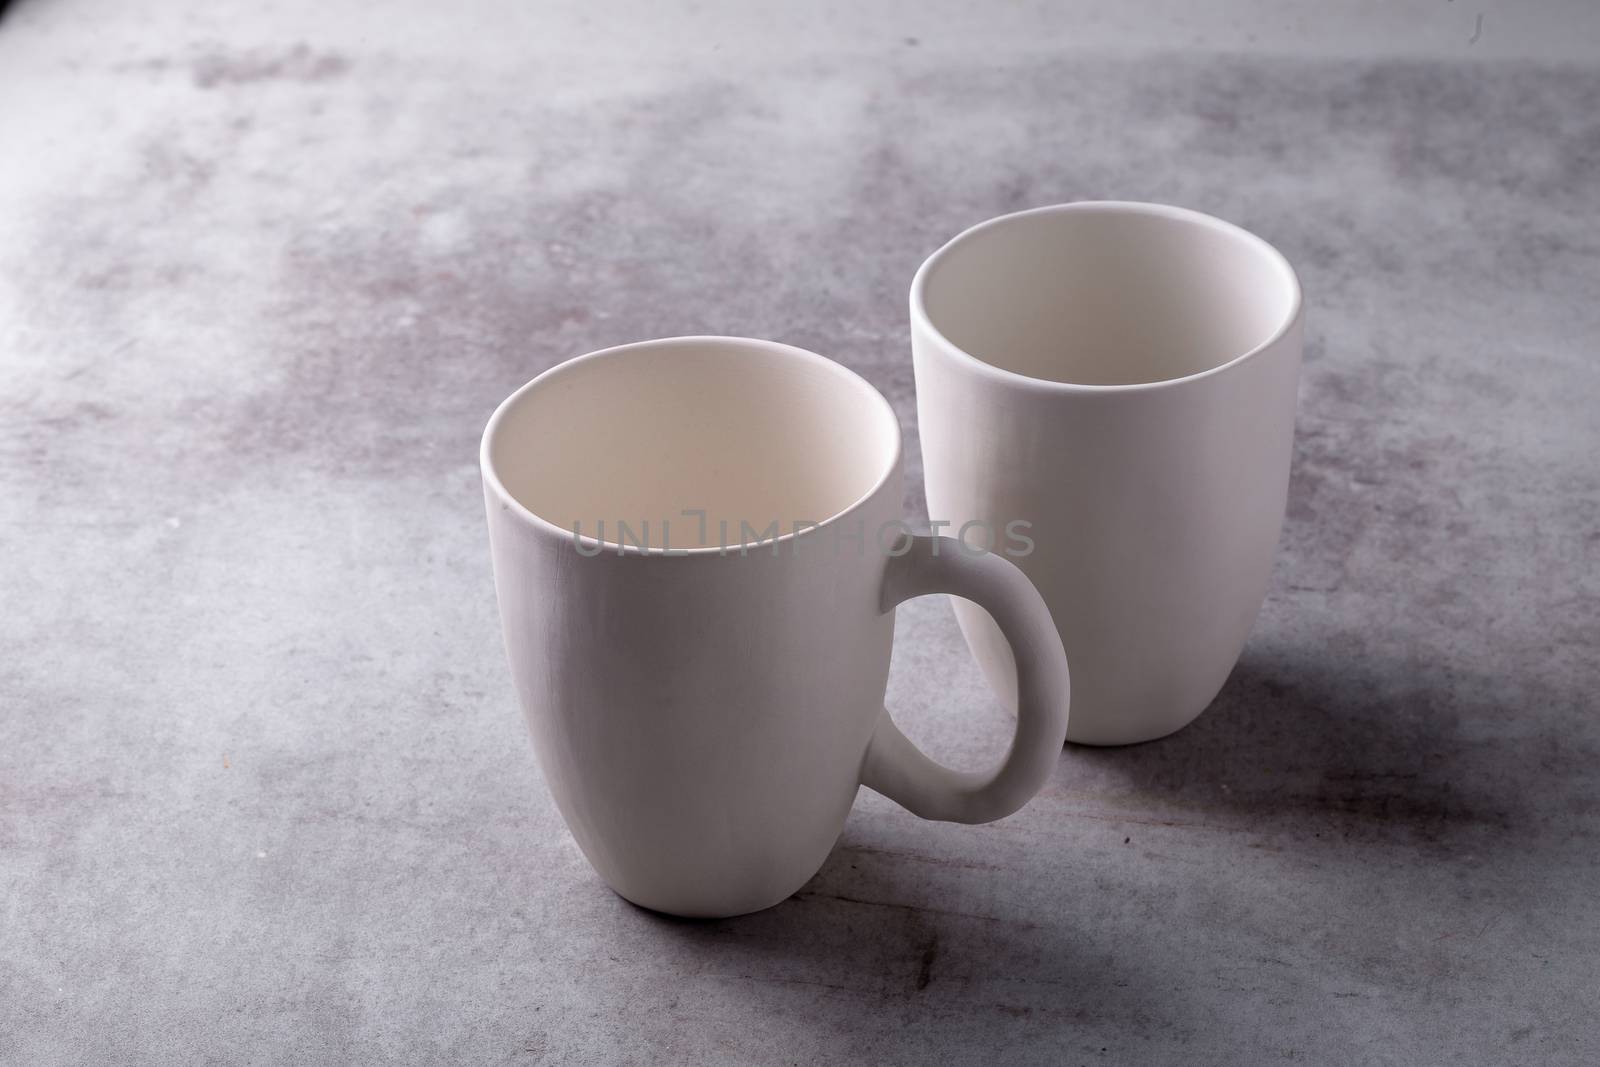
[
  {"x1": 192, "y1": 44, "x2": 351, "y2": 89},
  {"x1": 914, "y1": 928, "x2": 939, "y2": 991}
]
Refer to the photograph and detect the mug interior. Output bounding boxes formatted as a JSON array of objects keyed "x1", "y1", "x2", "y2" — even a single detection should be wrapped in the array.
[
  {"x1": 914, "y1": 202, "x2": 1300, "y2": 387},
  {"x1": 484, "y1": 337, "x2": 899, "y2": 550}
]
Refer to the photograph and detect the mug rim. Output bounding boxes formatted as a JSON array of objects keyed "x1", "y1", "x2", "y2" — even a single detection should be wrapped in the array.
[
  {"x1": 909, "y1": 200, "x2": 1304, "y2": 394},
  {"x1": 480, "y1": 335, "x2": 903, "y2": 558}
]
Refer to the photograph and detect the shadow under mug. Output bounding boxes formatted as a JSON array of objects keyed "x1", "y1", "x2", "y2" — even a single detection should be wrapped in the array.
[
  {"x1": 481, "y1": 336, "x2": 1070, "y2": 918},
  {"x1": 912, "y1": 202, "x2": 1304, "y2": 746}
]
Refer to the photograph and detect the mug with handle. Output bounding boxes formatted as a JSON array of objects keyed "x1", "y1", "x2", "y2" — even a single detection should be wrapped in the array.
[
  {"x1": 912, "y1": 202, "x2": 1303, "y2": 746},
  {"x1": 481, "y1": 336, "x2": 1070, "y2": 918}
]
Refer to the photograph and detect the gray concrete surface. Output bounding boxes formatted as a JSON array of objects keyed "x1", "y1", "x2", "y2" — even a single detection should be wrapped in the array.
[{"x1": 3, "y1": 1, "x2": 1599, "y2": 1063}]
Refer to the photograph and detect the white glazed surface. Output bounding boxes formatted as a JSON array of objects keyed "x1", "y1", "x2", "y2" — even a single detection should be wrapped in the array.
[
  {"x1": 482, "y1": 337, "x2": 1070, "y2": 916},
  {"x1": 912, "y1": 202, "x2": 1303, "y2": 746}
]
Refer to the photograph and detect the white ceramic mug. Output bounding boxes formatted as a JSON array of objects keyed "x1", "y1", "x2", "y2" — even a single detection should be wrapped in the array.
[
  {"x1": 481, "y1": 336, "x2": 1070, "y2": 917},
  {"x1": 912, "y1": 202, "x2": 1303, "y2": 746}
]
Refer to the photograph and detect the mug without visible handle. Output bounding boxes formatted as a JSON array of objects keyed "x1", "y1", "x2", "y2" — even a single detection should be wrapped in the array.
[
  {"x1": 482, "y1": 336, "x2": 1070, "y2": 917},
  {"x1": 912, "y1": 202, "x2": 1302, "y2": 746}
]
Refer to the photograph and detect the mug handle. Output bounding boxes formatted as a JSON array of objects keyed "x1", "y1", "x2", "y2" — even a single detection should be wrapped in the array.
[{"x1": 861, "y1": 534, "x2": 1071, "y2": 823}]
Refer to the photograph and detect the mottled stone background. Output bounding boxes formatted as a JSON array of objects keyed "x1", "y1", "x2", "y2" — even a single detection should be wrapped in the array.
[{"x1": 2, "y1": 0, "x2": 1598, "y2": 1063}]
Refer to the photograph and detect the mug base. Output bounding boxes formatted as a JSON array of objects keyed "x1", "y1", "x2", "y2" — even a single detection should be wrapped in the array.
[
  {"x1": 1063, "y1": 705, "x2": 1209, "y2": 747},
  {"x1": 951, "y1": 598, "x2": 1241, "y2": 747},
  {"x1": 607, "y1": 880, "x2": 803, "y2": 921},
  {"x1": 1058, "y1": 663, "x2": 1234, "y2": 746}
]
